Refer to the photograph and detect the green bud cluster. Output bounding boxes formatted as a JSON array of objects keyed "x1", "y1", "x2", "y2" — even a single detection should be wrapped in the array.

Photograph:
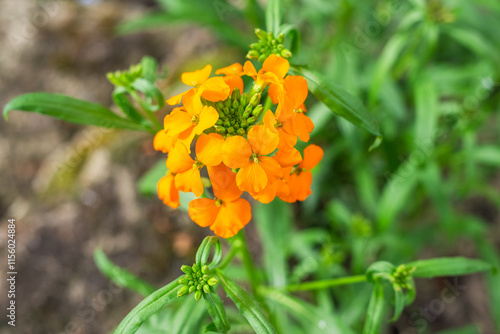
[
  {"x1": 177, "y1": 264, "x2": 218, "y2": 301},
  {"x1": 247, "y1": 29, "x2": 292, "y2": 62},
  {"x1": 107, "y1": 63, "x2": 142, "y2": 87},
  {"x1": 390, "y1": 265, "x2": 416, "y2": 291},
  {"x1": 203, "y1": 88, "x2": 263, "y2": 136}
]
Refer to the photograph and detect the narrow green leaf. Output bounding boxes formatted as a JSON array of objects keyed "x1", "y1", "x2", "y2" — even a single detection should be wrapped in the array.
[
  {"x1": 112, "y1": 88, "x2": 146, "y2": 123},
  {"x1": 131, "y1": 78, "x2": 165, "y2": 111},
  {"x1": 4, "y1": 93, "x2": 150, "y2": 131},
  {"x1": 204, "y1": 291, "x2": 231, "y2": 333},
  {"x1": 196, "y1": 236, "x2": 222, "y2": 268},
  {"x1": 414, "y1": 76, "x2": 438, "y2": 150},
  {"x1": 406, "y1": 257, "x2": 494, "y2": 278},
  {"x1": 390, "y1": 288, "x2": 405, "y2": 322},
  {"x1": 94, "y1": 249, "x2": 156, "y2": 297},
  {"x1": 265, "y1": 0, "x2": 281, "y2": 35},
  {"x1": 141, "y1": 56, "x2": 159, "y2": 83},
  {"x1": 216, "y1": 270, "x2": 276, "y2": 334},
  {"x1": 290, "y1": 65, "x2": 382, "y2": 138},
  {"x1": 114, "y1": 279, "x2": 181, "y2": 334},
  {"x1": 362, "y1": 281, "x2": 385, "y2": 334}
]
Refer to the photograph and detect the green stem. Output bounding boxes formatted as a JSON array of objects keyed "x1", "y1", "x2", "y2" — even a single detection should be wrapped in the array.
[
  {"x1": 233, "y1": 230, "x2": 261, "y2": 295},
  {"x1": 263, "y1": 96, "x2": 273, "y2": 113},
  {"x1": 130, "y1": 90, "x2": 162, "y2": 131},
  {"x1": 285, "y1": 275, "x2": 367, "y2": 292}
]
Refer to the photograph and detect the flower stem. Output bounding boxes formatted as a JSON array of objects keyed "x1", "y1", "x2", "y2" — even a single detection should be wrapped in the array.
[
  {"x1": 233, "y1": 230, "x2": 260, "y2": 295},
  {"x1": 285, "y1": 275, "x2": 367, "y2": 292},
  {"x1": 130, "y1": 90, "x2": 162, "y2": 131},
  {"x1": 218, "y1": 239, "x2": 242, "y2": 270}
]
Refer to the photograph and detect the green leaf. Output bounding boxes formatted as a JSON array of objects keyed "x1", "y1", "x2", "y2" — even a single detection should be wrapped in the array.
[
  {"x1": 131, "y1": 78, "x2": 165, "y2": 111},
  {"x1": 390, "y1": 288, "x2": 405, "y2": 322},
  {"x1": 112, "y1": 87, "x2": 146, "y2": 124},
  {"x1": 362, "y1": 281, "x2": 385, "y2": 334},
  {"x1": 196, "y1": 236, "x2": 222, "y2": 268},
  {"x1": 4, "y1": 93, "x2": 151, "y2": 132},
  {"x1": 140, "y1": 56, "x2": 159, "y2": 83},
  {"x1": 204, "y1": 291, "x2": 231, "y2": 333},
  {"x1": 406, "y1": 257, "x2": 494, "y2": 278},
  {"x1": 94, "y1": 249, "x2": 156, "y2": 297},
  {"x1": 365, "y1": 261, "x2": 394, "y2": 283},
  {"x1": 114, "y1": 279, "x2": 181, "y2": 334},
  {"x1": 266, "y1": 0, "x2": 281, "y2": 35},
  {"x1": 289, "y1": 65, "x2": 382, "y2": 138},
  {"x1": 414, "y1": 76, "x2": 438, "y2": 150},
  {"x1": 215, "y1": 270, "x2": 276, "y2": 334}
]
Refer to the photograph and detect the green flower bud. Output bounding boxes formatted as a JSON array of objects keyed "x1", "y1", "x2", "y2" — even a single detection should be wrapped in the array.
[
  {"x1": 246, "y1": 50, "x2": 260, "y2": 60},
  {"x1": 223, "y1": 120, "x2": 231, "y2": 127},
  {"x1": 249, "y1": 93, "x2": 261, "y2": 107},
  {"x1": 232, "y1": 88, "x2": 241, "y2": 101},
  {"x1": 277, "y1": 44, "x2": 285, "y2": 51},
  {"x1": 225, "y1": 99, "x2": 232, "y2": 108},
  {"x1": 243, "y1": 110, "x2": 251, "y2": 119},
  {"x1": 192, "y1": 263, "x2": 200, "y2": 273},
  {"x1": 277, "y1": 33, "x2": 285, "y2": 44},
  {"x1": 247, "y1": 117, "x2": 256, "y2": 124},
  {"x1": 240, "y1": 93, "x2": 248, "y2": 106},
  {"x1": 258, "y1": 54, "x2": 267, "y2": 63},
  {"x1": 240, "y1": 121, "x2": 248, "y2": 128},
  {"x1": 216, "y1": 119, "x2": 223, "y2": 126},
  {"x1": 202, "y1": 274, "x2": 209, "y2": 280},
  {"x1": 216, "y1": 101, "x2": 225, "y2": 110},
  {"x1": 207, "y1": 277, "x2": 218, "y2": 286},
  {"x1": 188, "y1": 285, "x2": 196, "y2": 293},
  {"x1": 216, "y1": 126, "x2": 227, "y2": 135},
  {"x1": 201, "y1": 265, "x2": 209, "y2": 274},
  {"x1": 197, "y1": 284, "x2": 202, "y2": 290},
  {"x1": 177, "y1": 285, "x2": 189, "y2": 297},
  {"x1": 281, "y1": 49, "x2": 292, "y2": 58},
  {"x1": 236, "y1": 128, "x2": 246, "y2": 136},
  {"x1": 181, "y1": 265, "x2": 192, "y2": 274},
  {"x1": 267, "y1": 31, "x2": 273, "y2": 41},
  {"x1": 232, "y1": 99, "x2": 240, "y2": 109},
  {"x1": 194, "y1": 290, "x2": 202, "y2": 301},
  {"x1": 203, "y1": 284, "x2": 211, "y2": 294},
  {"x1": 237, "y1": 105, "x2": 244, "y2": 116},
  {"x1": 227, "y1": 127, "x2": 235, "y2": 134},
  {"x1": 250, "y1": 42, "x2": 260, "y2": 49},
  {"x1": 178, "y1": 277, "x2": 189, "y2": 284},
  {"x1": 255, "y1": 28, "x2": 268, "y2": 40},
  {"x1": 252, "y1": 105, "x2": 263, "y2": 117},
  {"x1": 223, "y1": 107, "x2": 230, "y2": 115}
]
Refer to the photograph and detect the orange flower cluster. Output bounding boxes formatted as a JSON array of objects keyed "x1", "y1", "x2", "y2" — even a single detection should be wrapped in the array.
[{"x1": 155, "y1": 55, "x2": 323, "y2": 238}]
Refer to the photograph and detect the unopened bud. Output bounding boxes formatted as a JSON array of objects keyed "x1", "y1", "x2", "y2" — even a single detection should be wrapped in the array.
[
  {"x1": 181, "y1": 265, "x2": 192, "y2": 274},
  {"x1": 240, "y1": 93, "x2": 248, "y2": 106},
  {"x1": 281, "y1": 49, "x2": 292, "y2": 58},
  {"x1": 247, "y1": 117, "x2": 256, "y2": 124},
  {"x1": 194, "y1": 290, "x2": 202, "y2": 301},
  {"x1": 216, "y1": 126, "x2": 227, "y2": 135},
  {"x1": 177, "y1": 285, "x2": 189, "y2": 297},
  {"x1": 258, "y1": 54, "x2": 267, "y2": 62},
  {"x1": 227, "y1": 127, "x2": 235, "y2": 134},
  {"x1": 203, "y1": 284, "x2": 211, "y2": 293},
  {"x1": 246, "y1": 50, "x2": 260, "y2": 60},
  {"x1": 236, "y1": 128, "x2": 246, "y2": 136},
  {"x1": 249, "y1": 93, "x2": 261, "y2": 106},
  {"x1": 201, "y1": 265, "x2": 209, "y2": 274},
  {"x1": 192, "y1": 264, "x2": 200, "y2": 273},
  {"x1": 207, "y1": 277, "x2": 218, "y2": 286},
  {"x1": 255, "y1": 28, "x2": 268, "y2": 40},
  {"x1": 252, "y1": 105, "x2": 263, "y2": 117}
]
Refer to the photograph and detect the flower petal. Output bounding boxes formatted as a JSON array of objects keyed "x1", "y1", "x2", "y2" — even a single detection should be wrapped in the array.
[
  {"x1": 175, "y1": 167, "x2": 204, "y2": 197},
  {"x1": 193, "y1": 106, "x2": 219, "y2": 135},
  {"x1": 300, "y1": 144, "x2": 324, "y2": 170},
  {"x1": 157, "y1": 173, "x2": 180, "y2": 209},
  {"x1": 211, "y1": 198, "x2": 251, "y2": 238},
  {"x1": 207, "y1": 163, "x2": 242, "y2": 202},
  {"x1": 293, "y1": 113, "x2": 314, "y2": 142},
  {"x1": 262, "y1": 54, "x2": 289, "y2": 79},
  {"x1": 163, "y1": 109, "x2": 192, "y2": 136},
  {"x1": 154, "y1": 130, "x2": 176, "y2": 153},
  {"x1": 284, "y1": 75, "x2": 308, "y2": 107},
  {"x1": 188, "y1": 198, "x2": 219, "y2": 227},
  {"x1": 215, "y1": 63, "x2": 243, "y2": 76},
  {"x1": 247, "y1": 124, "x2": 279, "y2": 156},
  {"x1": 181, "y1": 64, "x2": 212, "y2": 87},
  {"x1": 259, "y1": 156, "x2": 283, "y2": 183},
  {"x1": 200, "y1": 77, "x2": 231, "y2": 102},
  {"x1": 223, "y1": 75, "x2": 244, "y2": 94},
  {"x1": 274, "y1": 147, "x2": 303, "y2": 167},
  {"x1": 196, "y1": 133, "x2": 224, "y2": 166},
  {"x1": 166, "y1": 90, "x2": 187, "y2": 105},
  {"x1": 166, "y1": 143, "x2": 194, "y2": 173},
  {"x1": 243, "y1": 61, "x2": 258, "y2": 78},
  {"x1": 222, "y1": 135, "x2": 252, "y2": 169},
  {"x1": 236, "y1": 162, "x2": 268, "y2": 193}
]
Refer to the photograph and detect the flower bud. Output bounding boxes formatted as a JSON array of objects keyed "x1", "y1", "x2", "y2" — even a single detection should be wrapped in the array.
[
  {"x1": 255, "y1": 28, "x2": 268, "y2": 40},
  {"x1": 277, "y1": 33, "x2": 285, "y2": 44},
  {"x1": 281, "y1": 49, "x2": 292, "y2": 58},
  {"x1": 181, "y1": 265, "x2": 192, "y2": 274},
  {"x1": 246, "y1": 50, "x2": 260, "y2": 60},
  {"x1": 247, "y1": 117, "x2": 256, "y2": 124},
  {"x1": 178, "y1": 276, "x2": 188, "y2": 284},
  {"x1": 227, "y1": 127, "x2": 235, "y2": 134},
  {"x1": 216, "y1": 126, "x2": 227, "y2": 135},
  {"x1": 201, "y1": 265, "x2": 209, "y2": 274},
  {"x1": 249, "y1": 93, "x2": 261, "y2": 107},
  {"x1": 216, "y1": 119, "x2": 223, "y2": 126},
  {"x1": 207, "y1": 277, "x2": 218, "y2": 286},
  {"x1": 258, "y1": 54, "x2": 267, "y2": 62},
  {"x1": 192, "y1": 263, "x2": 200, "y2": 273},
  {"x1": 232, "y1": 99, "x2": 240, "y2": 109},
  {"x1": 194, "y1": 290, "x2": 202, "y2": 301},
  {"x1": 203, "y1": 284, "x2": 211, "y2": 293},
  {"x1": 252, "y1": 105, "x2": 263, "y2": 117},
  {"x1": 236, "y1": 128, "x2": 246, "y2": 136},
  {"x1": 188, "y1": 285, "x2": 196, "y2": 293},
  {"x1": 240, "y1": 93, "x2": 248, "y2": 106},
  {"x1": 177, "y1": 285, "x2": 189, "y2": 297}
]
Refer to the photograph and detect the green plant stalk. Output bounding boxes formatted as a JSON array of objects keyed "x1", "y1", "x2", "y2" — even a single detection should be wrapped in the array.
[
  {"x1": 130, "y1": 90, "x2": 162, "y2": 131},
  {"x1": 233, "y1": 230, "x2": 261, "y2": 295},
  {"x1": 285, "y1": 275, "x2": 367, "y2": 292}
]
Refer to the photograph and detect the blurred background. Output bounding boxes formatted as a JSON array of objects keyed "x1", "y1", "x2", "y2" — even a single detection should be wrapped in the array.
[{"x1": 0, "y1": 0, "x2": 499, "y2": 333}]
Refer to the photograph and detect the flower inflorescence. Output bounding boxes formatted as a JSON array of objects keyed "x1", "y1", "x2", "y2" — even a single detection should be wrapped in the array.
[
  {"x1": 178, "y1": 264, "x2": 218, "y2": 301},
  {"x1": 155, "y1": 52, "x2": 323, "y2": 238},
  {"x1": 247, "y1": 29, "x2": 292, "y2": 61}
]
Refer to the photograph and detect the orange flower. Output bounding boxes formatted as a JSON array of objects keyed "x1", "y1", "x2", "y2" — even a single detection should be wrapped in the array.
[
  {"x1": 167, "y1": 64, "x2": 231, "y2": 108},
  {"x1": 243, "y1": 54, "x2": 288, "y2": 93},
  {"x1": 157, "y1": 172, "x2": 180, "y2": 209},
  {"x1": 154, "y1": 129, "x2": 177, "y2": 153},
  {"x1": 162, "y1": 104, "x2": 219, "y2": 152},
  {"x1": 188, "y1": 164, "x2": 251, "y2": 238},
  {"x1": 215, "y1": 63, "x2": 244, "y2": 94},
  {"x1": 222, "y1": 119, "x2": 282, "y2": 193},
  {"x1": 166, "y1": 133, "x2": 225, "y2": 197},
  {"x1": 278, "y1": 144, "x2": 324, "y2": 203}
]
